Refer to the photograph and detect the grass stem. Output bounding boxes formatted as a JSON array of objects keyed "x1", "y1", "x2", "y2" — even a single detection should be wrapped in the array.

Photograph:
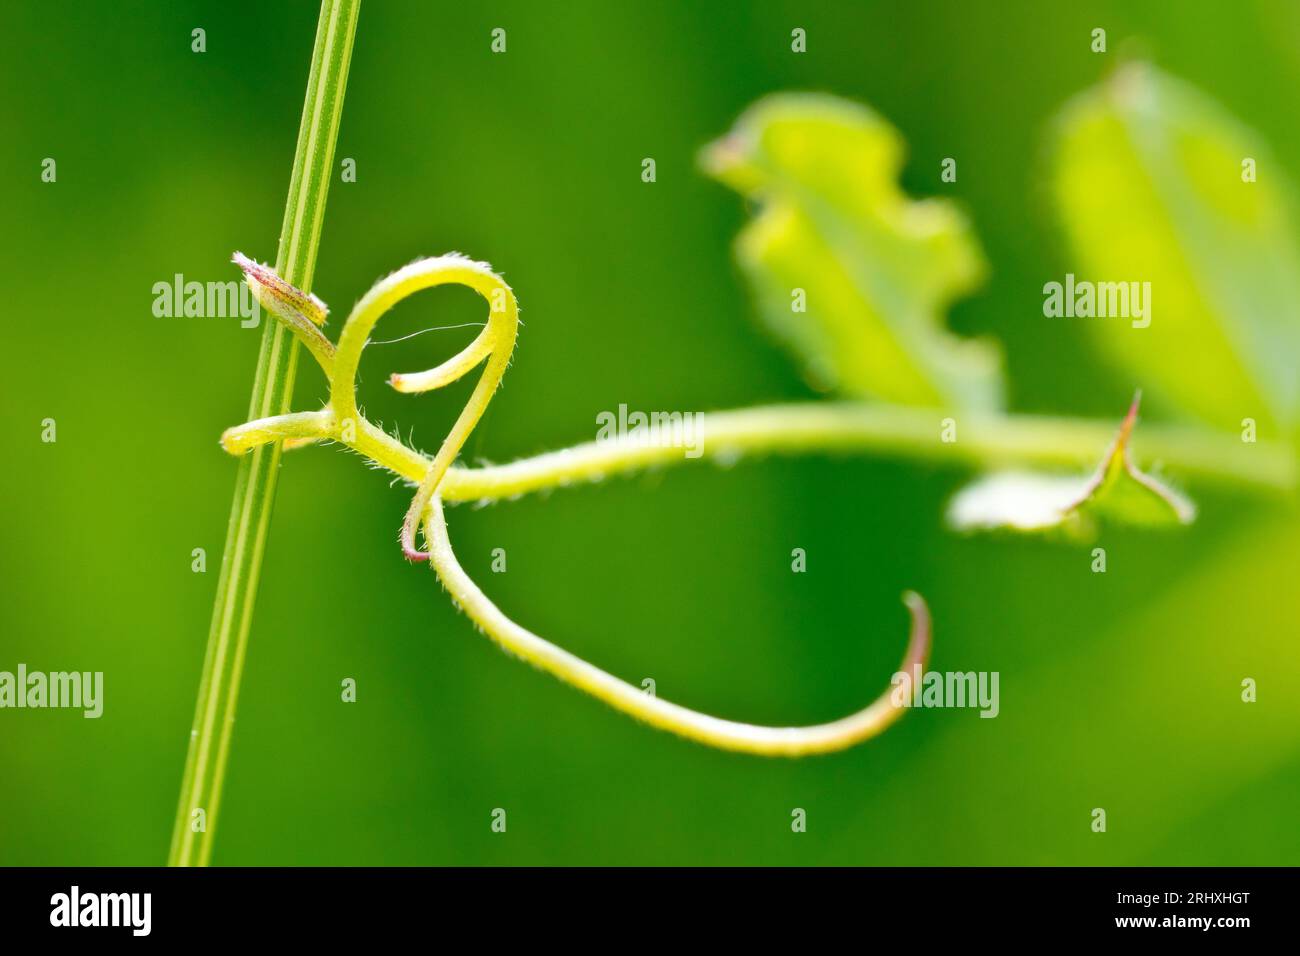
[{"x1": 168, "y1": 0, "x2": 360, "y2": 867}]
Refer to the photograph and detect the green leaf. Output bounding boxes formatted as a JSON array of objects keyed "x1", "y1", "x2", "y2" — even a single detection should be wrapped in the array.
[
  {"x1": 702, "y1": 93, "x2": 1002, "y2": 410},
  {"x1": 947, "y1": 394, "x2": 1195, "y2": 536},
  {"x1": 1049, "y1": 62, "x2": 1300, "y2": 432}
]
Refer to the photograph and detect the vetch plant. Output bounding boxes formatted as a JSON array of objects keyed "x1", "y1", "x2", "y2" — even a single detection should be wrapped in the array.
[
  {"x1": 222, "y1": 250, "x2": 935, "y2": 758},
  {"x1": 215, "y1": 220, "x2": 1279, "y2": 767},
  {"x1": 222, "y1": 149, "x2": 1288, "y2": 757},
  {"x1": 231, "y1": 91, "x2": 1293, "y2": 748},
  {"x1": 172, "y1": 0, "x2": 1296, "y2": 866}
]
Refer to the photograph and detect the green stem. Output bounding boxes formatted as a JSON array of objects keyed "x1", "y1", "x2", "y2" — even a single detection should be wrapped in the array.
[
  {"x1": 222, "y1": 399, "x2": 1294, "y2": 502},
  {"x1": 168, "y1": 0, "x2": 360, "y2": 867},
  {"x1": 437, "y1": 403, "x2": 1296, "y2": 501}
]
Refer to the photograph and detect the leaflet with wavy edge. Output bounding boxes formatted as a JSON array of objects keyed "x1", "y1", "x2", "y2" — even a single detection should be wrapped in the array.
[{"x1": 701, "y1": 92, "x2": 1002, "y2": 411}]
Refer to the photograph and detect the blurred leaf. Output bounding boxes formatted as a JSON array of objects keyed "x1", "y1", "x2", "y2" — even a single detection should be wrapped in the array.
[
  {"x1": 1050, "y1": 62, "x2": 1300, "y2": 432},
  {"x1": 948, "y1": 394, "x2": 1195, "y2": 535},
  {"x1": 702, "y1": 93, "x2": 1001, "y2": 410}
]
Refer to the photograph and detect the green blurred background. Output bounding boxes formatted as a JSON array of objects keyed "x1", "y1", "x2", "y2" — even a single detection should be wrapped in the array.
[{"x1": 2, "y1": 0, "x2": 1298, "y2": 865}]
